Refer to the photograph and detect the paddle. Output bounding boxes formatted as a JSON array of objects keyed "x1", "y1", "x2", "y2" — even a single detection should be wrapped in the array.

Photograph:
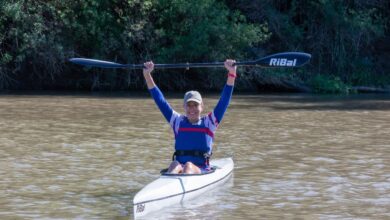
[{"x1": 69, "y1": 52, "x2": 311, "y2": 69}]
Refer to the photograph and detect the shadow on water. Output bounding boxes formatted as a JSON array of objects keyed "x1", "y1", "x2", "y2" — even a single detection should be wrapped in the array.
[
  {"x1": 2, "y1": 90, "x2": 389, "y2": 111},
  {"x1": 0, "y1": 90, "x2": 191, "y2": 101},
  {"x1": 0, "y1": 90, "x2": 152, "y2": 99},
  {"x1": 231, "y1": 93, "x2": 390, "y2": 111}
]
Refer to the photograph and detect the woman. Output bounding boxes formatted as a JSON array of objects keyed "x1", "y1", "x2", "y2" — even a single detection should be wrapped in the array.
[{"x1": 143, "y1": 59, "x2": 236, "y2": 174}]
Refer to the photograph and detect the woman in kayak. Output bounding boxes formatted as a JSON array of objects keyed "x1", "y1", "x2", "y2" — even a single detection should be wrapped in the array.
[{"x1": 143, "y1": 60, "x2": 236, "y2": 174}]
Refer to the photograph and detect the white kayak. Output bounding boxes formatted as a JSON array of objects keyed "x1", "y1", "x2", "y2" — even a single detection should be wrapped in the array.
[{"x1": 133, "y1": 157, "x2": 234, "y2": 218}]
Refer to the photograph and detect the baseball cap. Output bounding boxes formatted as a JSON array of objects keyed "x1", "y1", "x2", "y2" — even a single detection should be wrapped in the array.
[{"x1": 184, "y1": 90, "x2": 202, "y2": 104}]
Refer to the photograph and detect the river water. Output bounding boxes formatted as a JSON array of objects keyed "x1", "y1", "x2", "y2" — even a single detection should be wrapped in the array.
[{"x1": 0, "y1": 92, "x2": 389, "y2": 219}]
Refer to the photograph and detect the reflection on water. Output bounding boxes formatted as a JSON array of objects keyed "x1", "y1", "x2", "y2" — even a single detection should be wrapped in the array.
[{"x1": 0, "y1": 93, "x2": 389, "y2": 219}]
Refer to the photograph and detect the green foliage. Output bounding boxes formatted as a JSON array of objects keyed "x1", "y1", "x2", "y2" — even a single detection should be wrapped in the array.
[
  {"x1": 0, "y1": 0, "x2": 269, "y2": 90},
  {"x1": 308, "y1": 74, "x2": 348, "y2": 94},
  {"x1": 0, "y1": 0, "x2": 389, "y2": 91},
  {"x1": 1, "y1": 0, "x2": 66, "y2": 88},
  {"x1": 0, "y1": 0, "x2": 151, "y2": 89},
  {"x1": 147, "y1": 0, "x2": 270, "y2": 89},
  {"x1": 153, "y1": 0, "x2": 269, "y2": 62},
  {"x1": 262, "y1": 0, "x2": 386, "y2": 84},
  {"x1": 231, "y1": 0, "x2": 389, "y2": 93}
]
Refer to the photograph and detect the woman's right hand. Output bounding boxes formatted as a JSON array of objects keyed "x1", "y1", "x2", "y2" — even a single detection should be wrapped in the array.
[
  {"x1": 143, "y1": 61, "x2": 154, "y2": 75},
  {"x1": 143, "y1": 61, "x2": 156, "y2": 89}
]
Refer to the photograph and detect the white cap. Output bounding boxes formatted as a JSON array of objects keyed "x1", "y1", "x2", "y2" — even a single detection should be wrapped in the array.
[{"x1": 184, "y1": 90, "x2": 202, "y2": 104}]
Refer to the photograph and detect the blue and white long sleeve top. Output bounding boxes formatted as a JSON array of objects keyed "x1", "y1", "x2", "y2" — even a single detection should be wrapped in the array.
[{"x1": 149, "y1": 85, "x2": 234, "y2": 166}]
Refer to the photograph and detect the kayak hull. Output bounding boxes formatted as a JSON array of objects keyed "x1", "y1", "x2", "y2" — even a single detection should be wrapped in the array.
[{"x1": 133, "y1": 157, "x2": 234, "y2": 218}]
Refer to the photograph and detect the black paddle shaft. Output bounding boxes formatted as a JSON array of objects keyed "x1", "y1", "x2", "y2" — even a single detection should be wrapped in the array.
[{"x1": 69, "y1": 52, "x2": 311, "y2": 69}]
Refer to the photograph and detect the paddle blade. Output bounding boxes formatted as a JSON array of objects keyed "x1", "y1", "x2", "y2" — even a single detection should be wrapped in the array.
[
  {"x1": 69, "y1": 58, "x2": 129, "y2": 68},
  {"x1": 238, "y1": 52, "x2": 311, "y2": 67}
]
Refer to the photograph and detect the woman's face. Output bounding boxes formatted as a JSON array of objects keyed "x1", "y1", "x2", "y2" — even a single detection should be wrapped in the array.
[{"x1": 184, "y1": 101, "x2": 203, "y2": 123}]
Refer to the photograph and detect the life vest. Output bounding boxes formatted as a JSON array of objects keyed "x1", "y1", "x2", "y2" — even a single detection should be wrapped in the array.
[{"x1": 169, "y1": 112, "x2": 219, "y2": 166}]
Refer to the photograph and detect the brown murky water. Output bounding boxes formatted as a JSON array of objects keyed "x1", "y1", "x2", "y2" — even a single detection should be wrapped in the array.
[{"x1": 0, "y1": 92, "x2": 389, "y2": 219}]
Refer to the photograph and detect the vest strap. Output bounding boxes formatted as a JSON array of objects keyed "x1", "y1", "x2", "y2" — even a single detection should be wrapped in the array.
[{"x1": 172, "y1": 150, "x2": 212, "y2": 165}]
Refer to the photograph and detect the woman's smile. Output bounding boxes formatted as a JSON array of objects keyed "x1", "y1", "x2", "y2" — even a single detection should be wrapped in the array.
[{"x1": 185, "y1": 101, "x2": 203, "y2": 122}]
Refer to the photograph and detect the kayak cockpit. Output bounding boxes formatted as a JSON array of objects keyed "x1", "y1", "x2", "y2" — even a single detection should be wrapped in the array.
[{"x1": 160, "y1": 166, "x2": 218, "y2": 176}]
